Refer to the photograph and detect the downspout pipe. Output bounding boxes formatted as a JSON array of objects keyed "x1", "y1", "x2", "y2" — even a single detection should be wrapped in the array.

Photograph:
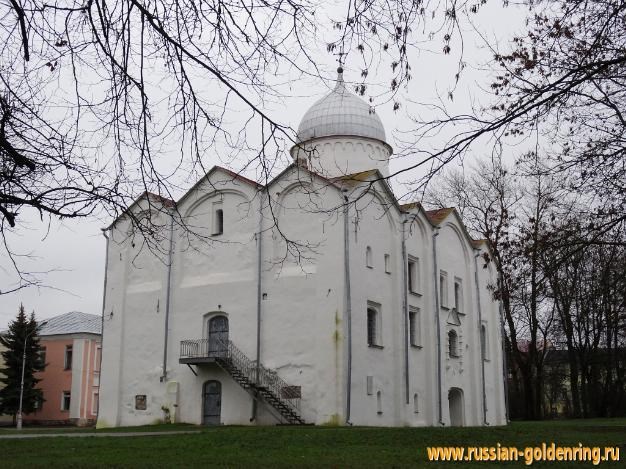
[
  {"x1": 432, "y1": 227, "x2": 444, "y2": 425},
  {"x1": 252, "y1": 187, "x2": 264, "y2": 422},
  {"x1": 161, "y1": 211, "x2": 175, "y2": 382},
  {"x1": 401, "y1": 218, "x2": 409, "y2": 404},
  {"x1": 499, "y1": 287, "x2": 510, "y2": 423},
  {"x1": 97, "y1": 228, "x2": 110, "y2": 419},
  {"x1": 474, "y1": 253, "x2": 488, "y2": 425},
  {"x1": 343, "y1": 192, "x2": 353, "y2": 425}
]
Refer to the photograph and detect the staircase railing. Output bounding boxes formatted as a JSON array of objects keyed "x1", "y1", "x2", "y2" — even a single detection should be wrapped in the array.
[
  {"x1": 179, "y1": 338, "x2": 302, "y2": 420},
  {"x1": 180, "y1": 338, "x2": 228, "y2": 359}
]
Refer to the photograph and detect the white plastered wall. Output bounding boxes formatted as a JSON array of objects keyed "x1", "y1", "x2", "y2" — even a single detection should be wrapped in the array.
[{"x1": 97, "y1": 166, "x2": 508, "y2": 428}]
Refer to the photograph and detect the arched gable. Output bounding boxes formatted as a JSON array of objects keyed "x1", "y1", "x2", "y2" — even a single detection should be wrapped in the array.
[
  {"x1": 441, "y1": 221, "x2": 472, "y2": 265},
  {"x1": 408, "y1": 213, "x2": 430, "y2": 239},
  {"x1": 184, "y1": 188, "x2": 250, "y2": 219}
]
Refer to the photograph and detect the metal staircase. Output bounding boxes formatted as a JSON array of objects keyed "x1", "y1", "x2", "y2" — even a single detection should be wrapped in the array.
[{"x1": 180, "y1": 338, "x2": 305, "y2": 424}]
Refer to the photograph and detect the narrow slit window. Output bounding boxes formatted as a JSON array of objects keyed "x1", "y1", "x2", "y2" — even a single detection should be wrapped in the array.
[
  {"x1": 413, "y1": 393, "x2": 419, "y2": 413},
  {"x1": 408, "y1": 256, "x2": 419, "y2": 293},
  {"x1": 376, "y1": 391, "x2": 382, "y2": 414},
  {"x1": 367, "y1": 308, "x2": 378, "y2": 346},
  {"x1": 440, "y1": 271, "x2": 448, "y2": 308},
  {"x1": 92, "y1": 393, "x2": 99, "y2": 415},
  {"x1": 481, "y1": 323, "x2": 489, "y2": 360},
  {"x1": 384, "y1": 254, "x2": 391, "y2": 273},
  {"x1": 214, "y1": 208, "x2": 224, "y2": 235},
  {"x1": 454, "y1": 278, "x2": 463, "y2": 312},
  {"x1": 448, "y1": 330, "x2": 459, "y2": 358},
  {"x1": 366, "y1": 246, "x2": 373, "y2": 268},
  {"x1": 64, "y1": 345, "x2": 73, "y2": 370},
  {"x1": 409, "y1": 308, "x2": 420, "y2": 347},
  {"x1": 94, "y1": 346, "x2": 102, "y2": 372}
]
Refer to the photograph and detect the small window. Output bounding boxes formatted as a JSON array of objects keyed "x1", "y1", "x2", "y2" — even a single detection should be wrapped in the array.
[
  {"x1": 92, "y1": 393, "x2": 99, "y2": 415},
  {"x1": 366, "y1": 246, "x2": 373, "y2": 268},
  {"x1": 135, "y1": 394, "x2": 147, "y2": 410},
  {"x1": 213, "y1": 208, "x2": 224, "y2": 235},
  {"x1": 64, "y1": 345, "x2": 73, "y2": 370},
  {"x1": 384, "y1": 254, "x2": 391, "y2": 274},
  {"x1": 94, "y1": 346, "x2": 102, "y2": 372},
  {"x1": 448, "y1": 330, "x2": 459, "y2": 358},
  {"x1": 367, "y1": 308, "x2": 378, "y2": 346},
  {"x1": 409, "y1": 308, "x2": 421, "y2": 347},
  {"x1": 38, "y1": 347, "x2": 47, "y2": 367},
  {"x1": 481, "y1": 323, "x2": 489, "y2": 360},
  {"x1": 408, "y1": 257, "x2": 420, "y2": 293},
  {"x1": 440, "y1": 271, "x2": 449, "y2": 308},
  {"x1": 413, "y1": 393, "x2": 419, "y2": 413},
  {"x1": 61, "y1": 391, "x2": 71, "y2": 411},
  {"x1": 454, "y1": 278, "x2": 463, "y2": 312},
  {"x1": 366, "y1": 376, "x2": 374, "y2": 395},
  {"x1": 376, "y1": 391, "x2": 383, "y2": 414}
]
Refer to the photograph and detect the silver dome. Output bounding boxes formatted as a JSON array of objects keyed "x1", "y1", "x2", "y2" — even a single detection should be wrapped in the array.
[{"x1": 296, "y1": 69, "x2": 386, "y2": 143}]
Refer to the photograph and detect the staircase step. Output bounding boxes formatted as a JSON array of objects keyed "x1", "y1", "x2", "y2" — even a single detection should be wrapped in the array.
[{"x1": 214, "y1": 340, "x2": 306, "y2": 424}]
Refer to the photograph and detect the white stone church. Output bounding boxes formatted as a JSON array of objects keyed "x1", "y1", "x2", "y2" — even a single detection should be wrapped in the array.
[{"x1": 97, "y1": 69, "x2": 507, "y2": 428}]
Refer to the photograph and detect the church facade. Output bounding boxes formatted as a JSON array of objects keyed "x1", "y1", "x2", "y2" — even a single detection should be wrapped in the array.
[{"x1": 97, "y1": 70, "x2": 507, "y2": 428}]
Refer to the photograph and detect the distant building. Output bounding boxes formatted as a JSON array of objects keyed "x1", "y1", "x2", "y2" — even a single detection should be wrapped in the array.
[
  {"x1": 25, "y1": 312, "x2": 102, "y2": 426},
  {"x1": 0, "y1": 339, "x2": 10, "y2": 425}
]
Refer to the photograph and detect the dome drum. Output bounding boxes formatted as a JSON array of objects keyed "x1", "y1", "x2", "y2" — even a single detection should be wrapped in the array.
[
  {"x1": 291, "y1": 68, "x2": 391, "y2": 178},
  {"x1": 290, "y1": 136, "x2": 391, "y2": 178}
]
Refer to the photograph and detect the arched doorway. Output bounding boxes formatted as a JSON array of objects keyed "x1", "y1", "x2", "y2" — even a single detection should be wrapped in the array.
[
  {"x1": 207, "y1": 315, "x2": 228, "y2": 357},
  {"x1": 202, "y1": 380, "x2": 222, "y2": 425},
  {"x1": 448, "y1": 388, "x2": 465, "y2": 426}
]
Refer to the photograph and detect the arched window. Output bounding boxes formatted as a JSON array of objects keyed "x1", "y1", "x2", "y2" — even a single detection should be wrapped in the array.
[
  {"x1": 376, "y1": 391, "x2": 382, "y2": 414},
  {"x1": 448, "y1": 330, "x2": 459, "y2": 358},
  {"x1": 366, "y1": 246, "x2": 373, "y2": 268},
  {"x1": 481, "y1": 323, "x2": 488, "y2": 360},
  {"x1": 413, "y1": 393, "x2": 419, "y2": 413}
]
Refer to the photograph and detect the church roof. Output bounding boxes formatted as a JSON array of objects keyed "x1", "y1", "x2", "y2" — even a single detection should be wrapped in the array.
[
  {"x1": 331, "y1": 169, "x2": 380, "y2": 186},
  {"x1": 108, "y1": 166, "x2": 486, "y2": 256},
  {"x1": 39, "y1": 311, "x2": 102, "y2": 336},
  {"x1": 211, "y1": 166, "x2": 262, "y2": 188},
  {"x1": 296, "y1": 68, "x2": 387, "y2": 144},
  {"x1": 106, "y1": 191, "x2": 176, "y2": 229},
  {"x1": 472, "y1": 239, "x2": 489, "y2": 249},
  {"x1": 425, "y1": 207, "x2": 455, "y2": 225},
  {"x1": 144, "y1": 191, "x2": 176, "y2": 208},
  {"x1": 400, "y1": 201, "x2": 422, "y2": 211}
]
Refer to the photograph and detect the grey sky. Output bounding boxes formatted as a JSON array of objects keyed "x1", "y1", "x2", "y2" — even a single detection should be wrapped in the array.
[{"x1": 0, "y1": 2, "x2": 527, "y2": 329}]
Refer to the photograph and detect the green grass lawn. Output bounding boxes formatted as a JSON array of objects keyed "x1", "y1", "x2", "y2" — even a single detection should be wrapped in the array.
[
  {"x1": 0, "y1": 423, "x2": 195, "y2": 435},
  {"x1": 0, "y1": 419, "x2": 624, "y2": 467}
]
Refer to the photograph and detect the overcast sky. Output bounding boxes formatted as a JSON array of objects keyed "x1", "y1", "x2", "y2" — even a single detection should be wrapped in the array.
[{"x1": 0, "y1": 2, "x2": 527, "y2": 329}]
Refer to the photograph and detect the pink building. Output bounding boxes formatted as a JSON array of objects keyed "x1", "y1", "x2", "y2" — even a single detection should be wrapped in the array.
[{"x1": 26, "y1": 312, "x2": 102, "y2": 426}]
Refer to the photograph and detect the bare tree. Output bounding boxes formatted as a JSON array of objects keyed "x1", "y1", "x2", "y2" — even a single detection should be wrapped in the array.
[
  {"x1": 543, "y1": 221, "x2": 626, "y2": 418},
  {"x1": 408, "y1": 0, "x2": 626, "y2": 240},
  {"x1": 426, "y1": 153, "x2": 573, "y2": 419},
  {"x1": 0, "y1": 0, "x2": 473, "y2": 292}
]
